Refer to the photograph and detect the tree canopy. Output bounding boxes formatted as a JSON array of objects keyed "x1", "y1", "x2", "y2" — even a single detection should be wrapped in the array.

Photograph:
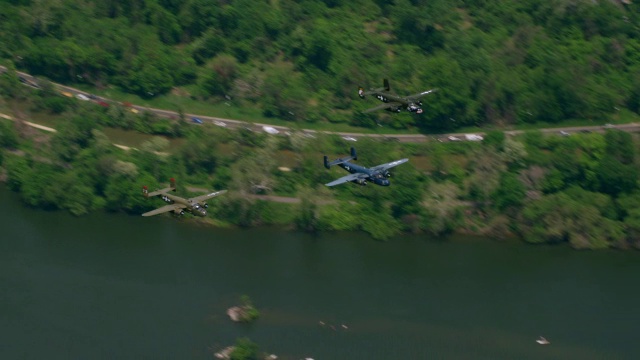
[{"x1": 1, "y1": 0, "x2": 638, "y2": 130}]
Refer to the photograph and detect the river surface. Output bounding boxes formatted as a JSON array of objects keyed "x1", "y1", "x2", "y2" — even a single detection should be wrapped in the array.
[{"x1": 1, "y1": 187, "x2": 639, "y2": 360}]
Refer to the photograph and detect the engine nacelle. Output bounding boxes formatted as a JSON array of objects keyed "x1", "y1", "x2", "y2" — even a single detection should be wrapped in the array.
[
  {"x1": 203, "y1": 203, "x2": 208, "y2": 208},
  {"x1": 352, "y1": 178, "x2": 367, "y2": 186},
  {"x1": 408, "y1": 104, "x2": 423, "y2": 113},
  {"x1": 383, "y1": 171, "x2": 391, "y2": 178}
]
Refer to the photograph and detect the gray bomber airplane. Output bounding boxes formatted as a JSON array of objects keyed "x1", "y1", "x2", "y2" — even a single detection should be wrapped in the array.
[
  {"x1": 142, "y1": 178, "x2": 226, "y2": 217},
  {"x1": 358, "y1": 79, "x2": 437, "y2": 114},
  {"x1": 324, "y1": 147, "x2": 409, "y2": 187}
]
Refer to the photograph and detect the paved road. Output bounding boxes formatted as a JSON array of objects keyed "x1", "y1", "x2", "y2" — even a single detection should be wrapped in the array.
[{"x1": 3, "y1": 65, "x2": 640, "y2": 142}]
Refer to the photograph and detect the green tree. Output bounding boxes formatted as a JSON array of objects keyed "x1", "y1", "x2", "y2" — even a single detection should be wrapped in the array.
[
  {"x1": 360, "y1": 209, "x2": 402, "y2": 241},
  {"x1": 492, "y1": 172, "x2": 526, "y2": 211},
  {"x1": 46, "y1": 170, "x2": 100, "y2": 215},
  {"x1": 0, "y1": 63, "x2": 24, "y2": 98},
  {"x1": 104, "y1": 173, "x2": 156, "y2": 214},
  {"x1": 189, "y1": 28, "x2": 226, "y2": 64},
  {"x1": 230, "y1": 338, "x2": 259, "y2": 360},
  {"x1": 623, "y1": 208, "x2": 640, "y2": 249},
  {"x1": 294, "y1": 186, "x2": 331, "y2": 233},
  {"x1": 604, "y1": 129, "x2": 635, "y2": 165},
  {"x1": 122, "y1": 60, "x2": 173, "y2": 97},
  {"x1": 301, "y1": 19, "x2": 335, "y2": 71},
  {"x1": 503, "y1": 137, "x2": 527, "y2": 167},
  {"x1": 0, "y1": 121, "x2": 19, "y2": 149},
  {"x1": 50, "y1": 115, "x2": 96, "y2": 161},
  {"x1": 199, "y1": 54, "x2": 238, "y2": 97},
  {"x1": 260, "y1": 61, "x2": 307, "y2": 119},
  {"x1": 520, "y1": 192, "x2": 624, "y2": 249},
  {"x1": 389, "y1": 165, "x2": 425, "y2": 218},
  {"x1": 483, "y1": 131, "x2": 505, "y2": 150},
  {"x1": 596, "y1": 156, "x2": 638, "y2": 196}
]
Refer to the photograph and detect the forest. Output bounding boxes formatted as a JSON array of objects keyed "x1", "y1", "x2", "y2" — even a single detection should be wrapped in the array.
[
  {"x1": 0, "y1": 0, "x2": 639, "y2": 131},
  {"x1": 2, "y1": 69, "x2": 640, "y2": 250}
]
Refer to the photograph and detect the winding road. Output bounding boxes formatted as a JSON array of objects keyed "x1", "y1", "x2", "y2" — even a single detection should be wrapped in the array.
[{"x1": 3, "y1": 65, "x2": 640, "y2": 142}]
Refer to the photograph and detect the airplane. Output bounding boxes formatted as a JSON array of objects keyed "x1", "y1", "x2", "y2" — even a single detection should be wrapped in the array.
[
  {"x1": 358, "y1": 79, "x2": 437, "y2": 114},
  {"x1": 323, "y1": 147, "x2": 408, "y2": 187},
  {"x1": 142, "y1": 178, "x2": 226, "y2": 217}
]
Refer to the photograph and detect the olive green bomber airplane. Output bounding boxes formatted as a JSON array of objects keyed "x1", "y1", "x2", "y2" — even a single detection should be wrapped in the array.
[
  {"x1": 142, "y1": 178, "x2": 226, "y2": 217},
  {"x1": 358, "y1": 79, "x2": 437, "y2": 114}
]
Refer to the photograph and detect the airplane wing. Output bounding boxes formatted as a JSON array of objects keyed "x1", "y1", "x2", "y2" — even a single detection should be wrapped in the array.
[
  {"x1": 190, "y1": 190, "x2": 227, "y2": 203},
  {"x1": 325, "y1": 173, "x2": 368, "y2": 187},
  {"x1": 146, "y1": 186, "x2": 174, "y2": 197},
  {"x1": 359, "y1": 87, "x2": 386, "y2": 97},
  {"x1": 360, "y1": 89, "x2": 378, "y2": 96},
  {"x1": 142, "y1": 204, "x2": 186, "y2": 217},
  {"x1": 371, "y1": 158, "x2": 409, "y2": 172},
  {"x1": 363, "y1": 102, "x2": 403, "y2": 113},
  {"x1": 407, "y1": 88, "x2": 437, "y2": 100}
]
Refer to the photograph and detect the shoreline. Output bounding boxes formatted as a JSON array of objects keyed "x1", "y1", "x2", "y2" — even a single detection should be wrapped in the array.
[{"x1": 0, "y1": 184, "x2": 604, "y2": 250}]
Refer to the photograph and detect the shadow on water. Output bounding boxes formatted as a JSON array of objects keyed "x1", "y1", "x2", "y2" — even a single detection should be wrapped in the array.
[{"x1": 1, "y1": 187, "x2": 639, "y2": 359}]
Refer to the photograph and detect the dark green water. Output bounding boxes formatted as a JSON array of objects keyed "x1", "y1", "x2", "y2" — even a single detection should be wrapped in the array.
[{"x1": 1, "y1": 187, "x2": 639, "y2": 360}]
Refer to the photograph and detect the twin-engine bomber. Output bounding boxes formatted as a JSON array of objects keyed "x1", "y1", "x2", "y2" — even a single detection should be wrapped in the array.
[
  {"x1": 142, "y1": 178, "x2": 226, "y2": 217},
  {"x1": 324, "y1": 147, "x2": 408, "y2": 187},
  {"x1": 359, "y1": 78, "x2": 437, "y2": 114}
]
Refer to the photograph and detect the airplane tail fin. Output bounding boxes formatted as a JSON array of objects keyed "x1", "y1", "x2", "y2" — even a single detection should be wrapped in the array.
[
  {"x1": 358, "y1": 87, "x2": 365, "y2": 99},
  {"x1": 383, "y1": 79, "x2": 390, "y2": 91},
  {"x1": 145, "y1": 178, "x2": 177, "y2": 197},
  {"x1": 325, "y1": 148, "x2": 357, "y2": 169}
]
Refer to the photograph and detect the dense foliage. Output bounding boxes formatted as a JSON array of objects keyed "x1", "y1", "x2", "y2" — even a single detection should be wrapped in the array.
[
  {"x1": 1, "y1": 0, "x2": 639, "y2": 131},
  {"x1": 2, "y1": 79, "x2": 640, "y2": 250},
  {"x1": 230, "y1": 338, "x2": 260, "y2": 360}
]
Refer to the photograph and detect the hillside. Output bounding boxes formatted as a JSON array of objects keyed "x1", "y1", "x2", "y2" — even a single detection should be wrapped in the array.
[{"x1": 1, "y1": 0, "x2": 639, "y2": 131}]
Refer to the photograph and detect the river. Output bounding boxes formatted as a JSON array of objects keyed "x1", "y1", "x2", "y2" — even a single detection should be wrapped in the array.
[{"x1": 1, "y1": 187, "x2": 638, "y2": 359}]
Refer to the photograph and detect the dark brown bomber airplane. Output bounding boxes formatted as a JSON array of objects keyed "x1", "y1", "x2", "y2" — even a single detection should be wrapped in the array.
[
  {"x1": 358, "y1": 79, "x2": 437, "y2": 114},
  {"x1": 142, "y1": 178, "x2": 226, "y2": 217}
]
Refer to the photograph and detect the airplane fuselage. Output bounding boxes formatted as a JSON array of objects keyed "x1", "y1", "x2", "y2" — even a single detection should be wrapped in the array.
[
  {"x1": 163, "y1": 193, "x2": 208, "y2": 216},
  {"x1": 339, "y1": 161, "x2": 390, "y2": 186},
  {"x1": 372, "y1": 92, "x2": 423, "y2": 114}
]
